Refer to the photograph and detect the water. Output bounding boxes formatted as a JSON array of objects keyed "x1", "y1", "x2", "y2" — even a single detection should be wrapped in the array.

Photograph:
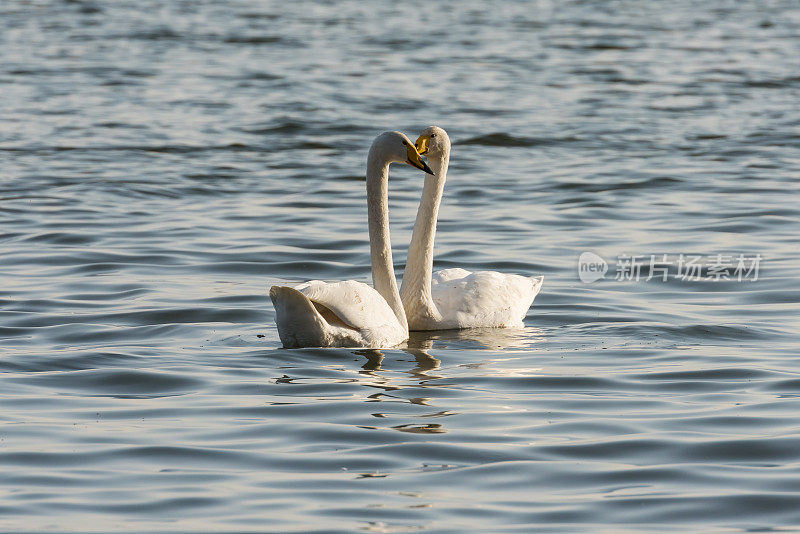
[{"x1": 2, "y1": 0, "x2": 800, "y2": 531}]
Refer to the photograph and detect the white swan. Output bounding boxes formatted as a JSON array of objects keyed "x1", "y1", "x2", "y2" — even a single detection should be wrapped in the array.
[
  {"x1": 270, "y1": 131, "x2": 434, "y2": 348},
  {"x1": 400, "y1": 126, "x2": 543, "y2": 331}
]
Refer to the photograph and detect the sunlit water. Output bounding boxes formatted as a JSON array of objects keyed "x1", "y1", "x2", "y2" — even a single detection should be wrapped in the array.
[{"x1": 2, "y1": 1, "x2": 800, "y2": 532}]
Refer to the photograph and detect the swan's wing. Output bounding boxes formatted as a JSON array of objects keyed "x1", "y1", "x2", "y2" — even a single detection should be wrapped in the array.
[
  {"x1": 429, "y1": 267, "x2": 472, "y2": 283},
  {"x1": 295, "y1": 280, "x2": 400, "y2": 331},
  {"x1": 430, "y1": 269, "x2": 543, "y2": 328}
]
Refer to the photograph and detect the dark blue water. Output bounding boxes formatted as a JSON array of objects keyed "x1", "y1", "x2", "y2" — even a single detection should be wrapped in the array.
[{"x1": 2, "y1": 1, "x2": 800, "y2": 532}]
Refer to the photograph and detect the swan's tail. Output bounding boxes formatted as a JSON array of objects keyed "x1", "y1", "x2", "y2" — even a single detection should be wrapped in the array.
[
  {"x1": 269, "y1": 286, "x2": 327, "y2": 348},
  {"x1": 530, "y1": 275, "x2": 544, "y2": 298}
]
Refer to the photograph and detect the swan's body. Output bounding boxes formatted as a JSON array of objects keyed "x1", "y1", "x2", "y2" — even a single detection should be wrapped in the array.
[
  {"x1": 270, "y1": 131, "x2": 433, "y2": 348},
  {"x1": 270, "y1": 281, "x2": 404, "y2": 348},
  {"x1": 400, "y1": 126, "x2": 543, "y2": 331}
]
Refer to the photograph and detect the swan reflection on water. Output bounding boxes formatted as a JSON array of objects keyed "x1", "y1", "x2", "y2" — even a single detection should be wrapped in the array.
[
  {"x1": 408, "y1": 326, "x2": 545, "y2": 352},
  {"x1": 270, "y1": 327, "x2": 545, "y2": 438},
  {"x1": 346, "y1": 328, "x2": 545, "y2": 436},
  {"x1": 355, "y1": 326, "x2": 545, "y2": 372},
  {"x1": 353, "y1": 325, "x2": 546, "y2": 382}
]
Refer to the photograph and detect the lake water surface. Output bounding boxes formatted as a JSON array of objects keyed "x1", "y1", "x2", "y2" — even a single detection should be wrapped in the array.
[{"x1": 2, "y1": 1, "x2": 800, "y2": 532}]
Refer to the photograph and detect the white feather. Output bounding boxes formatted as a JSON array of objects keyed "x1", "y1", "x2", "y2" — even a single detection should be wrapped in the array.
[{"x1": 430, "y1": 270, "x2": 544, "y2": 329}]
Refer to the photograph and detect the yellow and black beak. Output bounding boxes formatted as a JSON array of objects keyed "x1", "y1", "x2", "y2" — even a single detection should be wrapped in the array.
[
  {"x1": 415, "y1": 134, "x2": 430, "y2": 155},
  {"x1": 405, "y1": 141, "x2": 434, "y2": 175}
]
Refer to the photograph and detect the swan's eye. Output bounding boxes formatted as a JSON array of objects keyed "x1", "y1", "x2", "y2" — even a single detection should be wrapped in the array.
[{"x1": 430, "y1": 133, "x2": 436, "y2": 138}]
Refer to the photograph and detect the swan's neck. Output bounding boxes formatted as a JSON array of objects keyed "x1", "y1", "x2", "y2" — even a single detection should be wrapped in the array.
[
  {"x1": 400, "y1": 149, "x2": 449, "y2": 323},
  {"x1": 366, "y1": 153, "x2": 408, "y2": 332}
]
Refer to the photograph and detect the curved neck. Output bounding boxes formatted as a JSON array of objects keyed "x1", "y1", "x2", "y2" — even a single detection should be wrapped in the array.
[
  {"x1": 400, "y1": 149, "x2": 449, "y2": 317},
  {"x1": 366, "y1": 150, "x2": 408, "y2": 332}
]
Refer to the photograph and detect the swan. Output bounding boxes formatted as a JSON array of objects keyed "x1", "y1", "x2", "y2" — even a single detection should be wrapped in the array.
[
  {"x1": 270, "y1": 131, "x2": 434, "y2": 348},
  {"x1": 400, "y1": 126, "x2": 543, "y2": 331}
]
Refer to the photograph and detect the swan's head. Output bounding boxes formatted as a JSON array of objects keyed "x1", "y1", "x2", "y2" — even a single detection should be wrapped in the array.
[
  {"x1": 371, "y1": 131, "x2": 434, "y2": 175},
  {"x1": 415, "y1": 126, "x2": 450, "y2": 158}
]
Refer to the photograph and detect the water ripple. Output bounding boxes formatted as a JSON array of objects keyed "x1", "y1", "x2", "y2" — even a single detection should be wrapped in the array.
[{"x1": 2, "y1": 0, "x2": 799, "y2": 532}]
